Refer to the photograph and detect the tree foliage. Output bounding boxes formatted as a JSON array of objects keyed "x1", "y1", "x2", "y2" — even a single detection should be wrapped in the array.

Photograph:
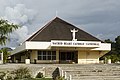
[
  {"x1": 102, "y1": 36, "x2": 120, "y2": 63},
  {"x1": 0, "y1": 19, "x2": 19, "y2": 45},
  {"x1": 0, "y1": 48, "x2": 11, "y2": 63},
  {"x1": 0, "y1": 67, "x2": 32, "y2": 80},
  {"x1": 115, "y1": 36, "x2": 120, "y2": 51},
  {"x1": 11, "y1": 67, "x2": 31, "y2": 79}
]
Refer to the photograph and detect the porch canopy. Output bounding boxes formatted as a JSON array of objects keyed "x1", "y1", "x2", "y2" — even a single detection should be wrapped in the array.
[{"x1": 11, "y1": 40, "x2": 111, "y2": 55}]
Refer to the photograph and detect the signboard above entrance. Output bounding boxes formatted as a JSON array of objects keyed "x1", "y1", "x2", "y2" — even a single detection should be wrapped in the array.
[{"x1": 51, "y1": 40, "x2": 101, "y2": 48}]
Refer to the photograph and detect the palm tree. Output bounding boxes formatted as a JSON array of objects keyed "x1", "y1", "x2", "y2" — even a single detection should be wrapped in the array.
[{"x1": 0, "y1": 19, "x2": 19, "y2": 45}]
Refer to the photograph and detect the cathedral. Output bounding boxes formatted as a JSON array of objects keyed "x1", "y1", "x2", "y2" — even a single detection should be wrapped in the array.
[{"x1": 11, "y1": 17, "x2": 111, "y2": 64}]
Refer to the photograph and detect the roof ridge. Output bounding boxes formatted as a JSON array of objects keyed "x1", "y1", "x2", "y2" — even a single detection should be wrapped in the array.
[{"x1": 25, "y1": 17, "x2": 102, "y2": 42}]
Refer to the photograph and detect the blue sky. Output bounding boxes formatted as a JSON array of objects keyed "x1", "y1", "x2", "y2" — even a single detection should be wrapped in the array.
[{"x1": 0, "y1": 0, "x2": 120, "y2": 48}]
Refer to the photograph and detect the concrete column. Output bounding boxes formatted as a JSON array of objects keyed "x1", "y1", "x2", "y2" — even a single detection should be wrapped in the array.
[
  {"x1": 0, "y1": 52, "x2": 3, "y2": 64},
  {"x1": 108, "y1": 59, "x2": 111, "y2": 64},
  {"x1": 56, "y1": 50, "x2": 59, "y2": 63},
  {"x1": 61, "y1": 70, "x2": 64, "y2": 77},
  {"x1": 30, "y1": 51, "x2": 37, "y2": 63},
  {"x1": 78, "y1": 51, "x2": 80, "y2": 64},
  {"x1": 69, "y1": 75, "x2": 72, "y2": 80},
  {"x1": 64, "y1": 72, "x2": 67, "y2": 79}
]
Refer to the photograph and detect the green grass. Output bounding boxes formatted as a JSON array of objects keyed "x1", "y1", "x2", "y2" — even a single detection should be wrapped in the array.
[
  {"x1": 32, "y1": 78, "x2": 52, "y2": 80},
  {"x1": 12, "y1": 78, "x2": 52, "y2": 80}
]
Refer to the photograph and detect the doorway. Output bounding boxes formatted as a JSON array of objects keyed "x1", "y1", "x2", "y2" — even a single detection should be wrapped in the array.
[{"x1": 59, "y1": 51, "x2": 78, "y2": 63}]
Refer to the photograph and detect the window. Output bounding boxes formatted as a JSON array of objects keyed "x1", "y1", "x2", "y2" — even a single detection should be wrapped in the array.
[
  {"x1": 38, "y1": 51, "x2": 56, "y2": 60},
  {"x1": 48, "y1": 56, "x2": 51, "y2": 60}
]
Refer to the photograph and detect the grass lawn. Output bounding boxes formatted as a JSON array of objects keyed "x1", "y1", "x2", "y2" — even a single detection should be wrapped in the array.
[{"x1": 32, "y1": 78, "x2": 52, "y2": 80}]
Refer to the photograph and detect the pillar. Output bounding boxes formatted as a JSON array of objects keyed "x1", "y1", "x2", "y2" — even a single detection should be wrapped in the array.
[
  {"x1": 108, "y1": 59, "x2": 111, "y2": 64},
  {"x1": 0, "y1": 52, "x2": 3, "y2": 64},
  {"x1": 56, "y1": 50, "x2": 59, "y2": 63}
]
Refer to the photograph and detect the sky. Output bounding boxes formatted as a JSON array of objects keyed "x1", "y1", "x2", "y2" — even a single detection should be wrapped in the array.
[{"x1": 0, "y1": 0, "x2": 120, "y2": 48}]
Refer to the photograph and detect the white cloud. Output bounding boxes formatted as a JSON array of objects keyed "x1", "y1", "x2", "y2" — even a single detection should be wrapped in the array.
[
  {"x1": 0, "y1": 0, "x2": 120, "y2": 47},
  {"x1": 11, "y1": 26, "x2": 29, "y2": 43},
  {"x1": 3, "y1": 4, "x2": 36, "y2": 25},
  {"x1": 1, "y1": 4, "x2": 37, "y2": 47}
]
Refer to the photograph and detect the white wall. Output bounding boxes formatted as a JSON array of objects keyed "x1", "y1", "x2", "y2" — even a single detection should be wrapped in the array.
[
  {"x1": 92, "y1": 43, "x2": 111, "y2": 51},
  {"x1": 26, "y1": 41, "x2": 51, "y2": 50},
  {"x1": 30, "y1": 50, "x2": 37, "y2": 63},
  {"x1": 78, "y1": 51, "x2": 100, "y2": 64}
]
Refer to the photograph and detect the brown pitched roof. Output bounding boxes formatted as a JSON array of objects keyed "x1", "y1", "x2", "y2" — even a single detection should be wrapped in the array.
[{"x1": 26, "y1": 17, "x2": 101, "y2": 41}]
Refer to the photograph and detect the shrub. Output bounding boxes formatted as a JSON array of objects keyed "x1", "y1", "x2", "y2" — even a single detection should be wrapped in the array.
[
  {"x1": 0, "y1": 72, "x2": 6, "y2": 80},
  {"x1": 0, "y1": 67, "x2": 33, "y2": 80},
  {"x1": 0, "y1": 71, "x2": 14, "y2": 80},
  {"x1": 55, "y1": 76, "x2": 65, "y2": 80},
  {"x1": 11, "y1": 67, "x2": 32, "y2": 79},
  {"x1": 36, "y1": 72, "x2": 43, "y2": 78}
]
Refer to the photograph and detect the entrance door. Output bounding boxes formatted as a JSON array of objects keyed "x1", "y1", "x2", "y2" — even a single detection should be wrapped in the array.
[{"x1": 59, "y1": 51, "x2": 78, "y2": 63}]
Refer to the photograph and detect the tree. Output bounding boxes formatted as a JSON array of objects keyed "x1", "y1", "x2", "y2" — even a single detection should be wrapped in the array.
[
  {"x1": 0, "y1": 19, "x2": 19, "y2": 45},
  {"x1": 104, "y1": 39, "x2": 113, "y2": 43},
  {"x1": 102, "y1": 36, "x2": 120, "y2": 63},
  {"x1": 0, "y1": 48, "x2": 11, "y2": 63},
  {"x1": 0, "y1": 19, "x2": 19, "y2": 63},
  {"x1": 115, "y1": 36, "x2": 120, "y2": 51}
]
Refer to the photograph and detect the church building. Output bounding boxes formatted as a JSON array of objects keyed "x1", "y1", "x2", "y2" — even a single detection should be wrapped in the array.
[{"x1": 11, "y1": 17, "x2": 111, "y2": 64}]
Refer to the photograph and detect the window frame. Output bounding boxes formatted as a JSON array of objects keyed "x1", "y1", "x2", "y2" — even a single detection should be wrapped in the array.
[{"x1": 38, "y1": 51, "x2": 56, "y2": 60}]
